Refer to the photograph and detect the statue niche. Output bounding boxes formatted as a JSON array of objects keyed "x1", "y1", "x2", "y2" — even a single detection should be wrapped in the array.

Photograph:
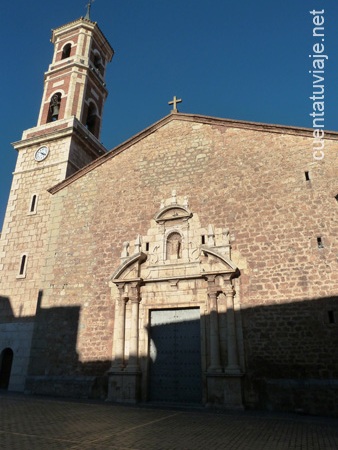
[{"x1": 166, "y1": 232, "x2": 182, "y2": 260}]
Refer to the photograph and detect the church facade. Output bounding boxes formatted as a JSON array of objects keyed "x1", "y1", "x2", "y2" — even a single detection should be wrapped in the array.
[{"x1": 1, "y1": 15, "x2": 338, "y2": 415}]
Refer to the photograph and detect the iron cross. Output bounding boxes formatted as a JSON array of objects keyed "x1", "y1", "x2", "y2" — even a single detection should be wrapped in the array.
[
  {"x1": 168, "y1": 96, "x2": 182, "y2": 113},
  {"x1": 85, "y1": 0, "x2": 95, "y2": 20}
]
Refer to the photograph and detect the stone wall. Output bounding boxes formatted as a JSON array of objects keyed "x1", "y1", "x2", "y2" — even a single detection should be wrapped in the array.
[{"x1": 29, "y1": 115, "x2": 338, "y2": 413}]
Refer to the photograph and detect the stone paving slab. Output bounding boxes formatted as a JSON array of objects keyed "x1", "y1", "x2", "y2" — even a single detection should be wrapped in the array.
[{"x1": 0, "y1": 393, "x2": 337, "y2": 449}]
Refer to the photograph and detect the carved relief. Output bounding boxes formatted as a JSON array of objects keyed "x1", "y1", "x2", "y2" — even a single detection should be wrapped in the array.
[
  {"x1": 112, "y1": 191, "x2": 237, "y2": 282},
  {"x1": 109, "y1": 192, "x2": 243, "y2": 409}
]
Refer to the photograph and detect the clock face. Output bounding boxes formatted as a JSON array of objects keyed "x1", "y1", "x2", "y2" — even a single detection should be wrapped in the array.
[{"x1": 34, "y1": 146, "x2": 49, "y2": 162}]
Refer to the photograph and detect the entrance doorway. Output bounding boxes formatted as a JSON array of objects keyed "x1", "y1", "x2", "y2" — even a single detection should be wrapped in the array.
[
  {"x1": 149, "y1": 308, "x2": 202, "y2": 403},
  {"x1": 0, "y1": 348, "x2": 13, "y2": 389}
]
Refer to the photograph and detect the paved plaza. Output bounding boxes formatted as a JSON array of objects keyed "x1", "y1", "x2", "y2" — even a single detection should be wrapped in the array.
[{"x1": 0, "y1": 393, "x2": 337, "y2": 449}]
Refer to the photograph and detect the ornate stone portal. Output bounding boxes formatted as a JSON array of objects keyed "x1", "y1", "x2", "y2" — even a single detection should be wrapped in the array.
[{"x1": 108, "y1": 192, "x2": 244, "y2": 408}]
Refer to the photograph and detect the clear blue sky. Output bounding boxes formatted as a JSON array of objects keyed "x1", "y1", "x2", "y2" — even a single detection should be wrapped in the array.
[{"x1": 1, "y1": 1, "x2": 338, "y2": 227}]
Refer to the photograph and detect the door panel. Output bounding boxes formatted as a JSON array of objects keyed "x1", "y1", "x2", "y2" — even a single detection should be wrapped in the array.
[{"x1": 149, "y1": 308, "x2": 202, "y2": 403}]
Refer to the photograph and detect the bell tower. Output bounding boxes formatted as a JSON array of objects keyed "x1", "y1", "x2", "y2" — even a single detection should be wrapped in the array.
[
  {"x1": 37, "y1": 18, "x2": 113, "y2": 139},
  {"x1": 14, "y1": 16, "x2": 114, "y2": 179},
  {"x1": 0, "y1": 15, "x2": 113, "y2": 392}
]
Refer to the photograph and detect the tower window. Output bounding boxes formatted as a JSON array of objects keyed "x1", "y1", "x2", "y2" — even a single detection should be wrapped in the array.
[
  {"x1": 29, "y1": 194, "x2": 38, "y2": 214},
  {"x1": 93, "y1": 52, "x2": 104, "y2": 76},
  {"x1": 85, "y1": 103, "x2": 99, "y2": 137},
  {"x1": 17, "y1": 254, "x2": 27, "y2": 278},
  {"x1": 61, "y1": 43, "x2": 71, "y2": 60},
  {"x1": 47, "y1": 92, "x2": 62, "y2": 122}
]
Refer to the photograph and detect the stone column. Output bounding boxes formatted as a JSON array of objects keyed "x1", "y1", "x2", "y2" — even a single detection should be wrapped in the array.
[
  {"x1": 111, "y1": 284, "x2": 128, "y2": 370},
  {"x1": 125, "y1": 282, "x2": 141, "y2": 372},
  {"x1": 224, "y1": 284, "x2": 241, "y2": 374},
  {"x1": 207, "y1": 277, "x2": 222, "y2": 373}
]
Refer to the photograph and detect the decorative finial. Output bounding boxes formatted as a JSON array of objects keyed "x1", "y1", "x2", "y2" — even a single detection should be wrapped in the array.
[
  {"x1": 121, "y1": 241, "x2": 129, "y2": 258},
  {"x1": 85, "y1": 0, "x2": 95, "y2": 20},
  {"x1": 168, "y1": 96, "x2": 182, "y2": 113},
  {"x1": 134, "y1": 235, "x2": 142, "y2": 254},
  {"x1": 207, "y1": 224, "x2": 215, "y2": 247}
]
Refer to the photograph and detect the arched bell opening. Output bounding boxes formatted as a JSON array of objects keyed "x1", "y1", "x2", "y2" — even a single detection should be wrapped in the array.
[
  {"x1": 85, "y1": 102, "x2": 100, "y2": 137},
  {"x1": 93, "y1": 51, "x2": 104, "y2": 76},
  {"x1": 47, "y1": 92, "x2": 62, "y2": 122},
  {"x1": 61, "y1": 43, "x2": 71, "y2": 60}
]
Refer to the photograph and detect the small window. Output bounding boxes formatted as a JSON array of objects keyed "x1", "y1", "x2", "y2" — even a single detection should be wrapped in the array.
[
  {"x1": 29, "y1": 194, "x2": 38, "y2": 214},
  {"x1": 317, "y1": 237, "x2": 324, "y2": 249},
  {"x1": 61, "y1": 43, "x2": 71, "y2": 60},
  {"x1": 305, "y1": 171, "x2": 310, "y2": 181},
  {"x1": 145, "y1": 242, "x2": 150, "y2": 252},
  {"x1": 17, "y1": 254, "x2": 27, "y2": 278},
  {"x1": 335, "y1": 194, "x2": 338, "y2": 203},
  {"x1": 201, "y1": 235, "x2": 206, "y2": 245}
]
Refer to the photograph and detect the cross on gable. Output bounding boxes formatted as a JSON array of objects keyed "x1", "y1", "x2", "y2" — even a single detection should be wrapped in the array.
[{"x1": 168, "y1": 96, "x2": 182, "y2": 113}]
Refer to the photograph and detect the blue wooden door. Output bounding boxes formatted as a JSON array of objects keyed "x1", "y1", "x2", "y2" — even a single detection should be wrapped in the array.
[{"x1": 149, "y1": 308, "x2": 202, "y2": 403}]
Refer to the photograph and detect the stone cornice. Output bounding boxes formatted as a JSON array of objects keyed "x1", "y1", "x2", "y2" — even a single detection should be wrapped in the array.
[{"x1": 12, "y1": 117, "x2": 106, "y2": 158}]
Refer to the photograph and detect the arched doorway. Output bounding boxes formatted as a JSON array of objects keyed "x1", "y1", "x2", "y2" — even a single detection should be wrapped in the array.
[{"x1": 0, "y1": 348, "x2": 14, "y2": 389}]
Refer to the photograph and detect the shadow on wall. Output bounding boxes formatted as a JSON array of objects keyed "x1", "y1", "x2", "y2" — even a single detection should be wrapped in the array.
[
  {"x1": 0, "y1": 295, "x2": 27, "y2": 390},
  {"x1": 2, "y1": 292, "x2": 338, "y2": 416}
]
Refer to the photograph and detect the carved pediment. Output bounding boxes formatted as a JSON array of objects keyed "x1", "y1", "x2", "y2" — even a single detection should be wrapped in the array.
[
  {"x1": 200, "y1": 247, "x2": 238, "y2": 275},
  {"x1": 155, "y1": 205, "x2": 192, "y2": 224},
  {"x1": 111, "y1": 252, "x2": 147, "y2": 282},
  {"x1": 110, "y1": 192, "x2": 239, "y2": 287}
]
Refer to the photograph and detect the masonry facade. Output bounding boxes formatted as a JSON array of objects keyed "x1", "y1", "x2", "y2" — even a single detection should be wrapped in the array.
[{"x1": 1, "y1": 16, "x2": 338, "y2": 415}]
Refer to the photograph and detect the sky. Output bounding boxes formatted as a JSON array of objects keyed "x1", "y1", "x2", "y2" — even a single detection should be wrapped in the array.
[{"x1": 1, "y1": 1, "x2": 338, "y2": 227}]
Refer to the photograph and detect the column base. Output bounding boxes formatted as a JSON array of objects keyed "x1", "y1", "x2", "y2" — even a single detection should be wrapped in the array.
[
  {"x1": 207, "y1": 366, "x2": 223, "y2": 374},
  {"x1": 107, "y1": 370, "x2": 141, "y2": 403},
  {"x1": 206, "y1": 372, "x2": 244, "y2": 409},
  {"x1": 224, "y1": 365, "x2": 242, "y2": 376}
]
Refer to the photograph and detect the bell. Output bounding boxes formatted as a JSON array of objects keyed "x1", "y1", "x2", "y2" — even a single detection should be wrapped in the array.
[{"x1": 51, "y1": 104, "x2": 60, "y2": 119}]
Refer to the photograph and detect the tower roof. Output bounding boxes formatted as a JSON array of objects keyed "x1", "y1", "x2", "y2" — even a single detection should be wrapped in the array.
[{"x1": 51, "y1": 17, "x2": 114, "y2": 62}]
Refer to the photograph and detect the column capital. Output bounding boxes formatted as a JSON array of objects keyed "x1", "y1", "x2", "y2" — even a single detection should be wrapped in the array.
[
  {"x1": 129, "y1": 282, "x2": 141, "y2": 301},
  {"x1": 116, "y1": 283, "x2": 127, "y2": 294},
  {"x1": 129, "y1": 296, "x2": 141, "y2": 304},
  {"x1": 205, "y1": 274, "x2": 217, "y2": 284},
  {"x1": 224, "y1": 284, "x2": 235, "y2": 297},
  {"x1": 205, "y1": 275, "x2": 220, "y2": 297},
  {"x1": 208, "y1": 290, "x2": 218, "y2": 299}
]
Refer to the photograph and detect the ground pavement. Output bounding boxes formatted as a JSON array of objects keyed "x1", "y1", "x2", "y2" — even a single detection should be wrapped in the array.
[{"x1": 0, "y1": 392, "x2": 337, "y2": 449}]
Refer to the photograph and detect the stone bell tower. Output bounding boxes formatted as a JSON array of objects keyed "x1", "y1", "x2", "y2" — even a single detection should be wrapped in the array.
[{"x1": 0, "y1": 14, "x2": 114, "y2": 392}]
